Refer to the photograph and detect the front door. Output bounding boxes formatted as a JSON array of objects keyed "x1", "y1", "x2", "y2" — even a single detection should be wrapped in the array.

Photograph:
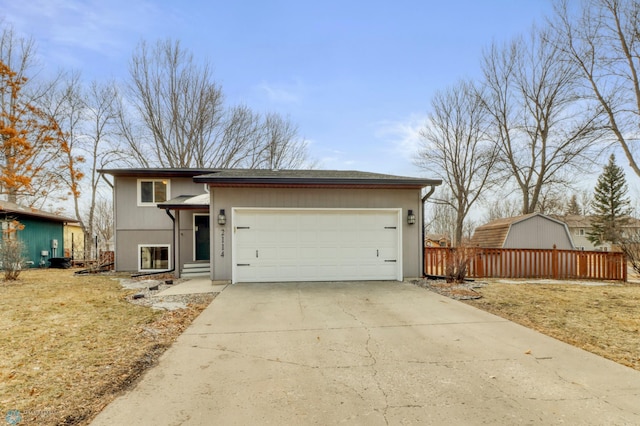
[{"x1": 194, "y1": 214, "x2": 210, "y2": 261}]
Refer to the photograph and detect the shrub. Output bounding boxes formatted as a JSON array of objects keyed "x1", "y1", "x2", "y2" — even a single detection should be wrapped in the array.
[
  {"x1": 0, "y1": 218, "x2": 27, "y2": 281},
  {"x1": 444, "y1": 245, "x2": 475, "y2": 283},
  {"x1": 0, "y1": 238, "x2": 27, "y2": 280},
  {"x1": 618, "y1": 231, "x2": 640, "y2": 275}
]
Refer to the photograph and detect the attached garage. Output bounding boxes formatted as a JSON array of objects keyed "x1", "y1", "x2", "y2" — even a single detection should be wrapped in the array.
[
  {"x1": 233, "y1": 208, "x2": 401, "y2": 283},
  {"x1": 193, "y1": 169, "x2": 442, "y2": 284}
]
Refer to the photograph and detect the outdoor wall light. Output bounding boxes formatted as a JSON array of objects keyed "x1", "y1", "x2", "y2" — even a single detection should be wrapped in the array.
[
  {"x1": 218, "y1": 209, "x2": 226, "y2": 225},
  {"x1": 407, "y1": 209, "x2": 416, "y2": 225}
]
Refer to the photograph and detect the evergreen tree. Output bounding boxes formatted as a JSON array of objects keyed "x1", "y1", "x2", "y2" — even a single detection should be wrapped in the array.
[
  {"x1": 587, "y1": 154, "x2": 631, "y2": 246},
  {"x1": 565, "y1": 194, "x2": 581, "y2": 216}
]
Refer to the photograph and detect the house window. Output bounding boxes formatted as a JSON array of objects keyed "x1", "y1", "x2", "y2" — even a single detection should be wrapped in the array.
[
  {"x1": 138, "y1": 179, "x2": 169, "y2": 206},
  {"x1": 138, "y1": 244, "x2": 170, "y2": 271},
  {"x1": 578, "y1": 229, "x2": 585, "y2": 236}
]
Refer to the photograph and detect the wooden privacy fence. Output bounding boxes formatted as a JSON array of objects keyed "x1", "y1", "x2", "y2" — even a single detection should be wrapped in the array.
[{"x1": 424, "y1": 246, "x2": 627, "y2": 281}]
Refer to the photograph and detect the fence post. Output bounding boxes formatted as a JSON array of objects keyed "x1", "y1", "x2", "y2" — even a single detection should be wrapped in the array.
[{"x1": 552, "y1": 244, "x2": 558, "y2": 279}]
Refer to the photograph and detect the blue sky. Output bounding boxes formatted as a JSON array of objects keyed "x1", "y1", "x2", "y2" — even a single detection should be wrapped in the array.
[{"x1": 1, "y1": 0, "x2": 554, "y2": 178}]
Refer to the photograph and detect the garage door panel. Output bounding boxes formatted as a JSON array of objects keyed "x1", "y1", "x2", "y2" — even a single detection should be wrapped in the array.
[{"x1": 233, "y1": 209, "x2": 400, "y2": 283}]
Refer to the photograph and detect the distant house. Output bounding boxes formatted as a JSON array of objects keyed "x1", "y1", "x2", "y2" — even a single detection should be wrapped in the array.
[
  {"x1": 557, "y1": 214, "x2": 640, "y2": 251},
  {"x1": 425, "y1": 233, "x2": 450, "y2": 247},
  {"x1": 0, "y1": 201, "x2": 75, "y2": 267},
  {"x1": 64, "y1": 222, "x2": 85, "y2": 259},
  {"x1": 470, "y1": 213, "x2": 574, "y2": 250}
]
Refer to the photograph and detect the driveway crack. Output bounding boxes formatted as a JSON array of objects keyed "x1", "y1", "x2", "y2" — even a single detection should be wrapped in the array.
[{"x1": 338, "y1": 303, "x2": 390, "y2": 425}]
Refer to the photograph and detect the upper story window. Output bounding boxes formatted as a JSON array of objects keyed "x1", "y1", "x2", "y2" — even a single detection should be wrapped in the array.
[{"x1": 137, "y1": 179, "x2": 170, "y2": 206}]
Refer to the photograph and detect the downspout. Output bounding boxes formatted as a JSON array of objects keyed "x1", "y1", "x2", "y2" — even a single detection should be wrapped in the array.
[
  {"x1": 165, "y1": 208, "x2": 176, "y2": 275},
  {"x1": 100, "y1": 173, "x2": 113, "y2": 189},
  {"x1": 421, "y1": 185, "x2": 437, "y2": 277},
  {"x1": 132, "y1": 208, "x2": 176, "y2": 278}
]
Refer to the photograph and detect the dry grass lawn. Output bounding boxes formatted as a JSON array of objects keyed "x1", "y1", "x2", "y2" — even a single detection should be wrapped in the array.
[
  {"x1": 0, "y1": 269, "x2": 212, "y2": 425},
  {"x1": 464, "y1": 280, "x2": 640, "y2": 372}
]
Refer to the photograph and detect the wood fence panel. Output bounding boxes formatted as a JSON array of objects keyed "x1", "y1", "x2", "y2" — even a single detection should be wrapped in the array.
[{"x1": 424, "y1": 247, "x2": 626, "y2": 282}]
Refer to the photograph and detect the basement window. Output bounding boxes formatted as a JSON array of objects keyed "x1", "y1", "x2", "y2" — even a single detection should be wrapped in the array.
[{"x1": 138, "y1": 244, "x2": 170, "y2": 271}]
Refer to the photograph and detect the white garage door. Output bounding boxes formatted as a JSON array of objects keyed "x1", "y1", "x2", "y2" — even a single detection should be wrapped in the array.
[{"x1": 233, "y1": 209, "x2": 402, "y2": 283}]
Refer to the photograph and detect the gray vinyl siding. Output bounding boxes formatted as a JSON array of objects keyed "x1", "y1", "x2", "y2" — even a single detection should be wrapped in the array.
[
  {"x1": 114, "y1": 230, "x2": 173, "y2": 271},
  {"x1": 503, "y1": 215, "x2": 574, "y2": 250},
  {"x1": 209, "y1": 187, "x2": 423, "y2": 281},
  {"x1": 113, "y1": 176, "x2": 208, "y2": 271},
  {"x1": 114, "y1": 177, "x2": 207, "y2": 230}
]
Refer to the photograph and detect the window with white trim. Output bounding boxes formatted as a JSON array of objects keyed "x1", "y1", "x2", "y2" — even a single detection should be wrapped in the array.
[
  {"x1": 138, "y1": 244, "x2": 170, "y2": 271},
  {"x1": 137, "y1": 179, "x2": 170, "y2": 206}
]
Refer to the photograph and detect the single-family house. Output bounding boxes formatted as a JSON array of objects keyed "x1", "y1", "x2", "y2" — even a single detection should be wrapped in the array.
[
  {"x1": 470, "y1": 213, "x2": 574, "y2": 249},
  {"x1": 425, "y1": 233, "x2": 450, "y2": 247},
  {"x1": 64, "y1": 222, "x2": 85, "y2": 259},
  {"x1": 556, "y1": 214, "x2": 640, "y2": 251},
  {"x1": 100, "y1": 168, "x2": 441, "y2": 283},
  {"x1": 0, "y1": 201, "x2": 76, "y2": 267}
]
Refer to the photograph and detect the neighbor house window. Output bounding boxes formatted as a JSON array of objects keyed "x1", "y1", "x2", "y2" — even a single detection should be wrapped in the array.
[
  {"x1": 138, "y1": 179, "x2": 170, "y2": 206},
  {"x1": 138, "y1": 244, "x2": 170, "y2": 271},
  {"x1": 578, "y1": 229, "x2": 585, "y2": 236}
]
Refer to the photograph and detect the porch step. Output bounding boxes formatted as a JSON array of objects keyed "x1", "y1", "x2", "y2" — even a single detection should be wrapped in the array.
[{"x1": 181, "y1": 262, "x2": 210, "y2": 278}]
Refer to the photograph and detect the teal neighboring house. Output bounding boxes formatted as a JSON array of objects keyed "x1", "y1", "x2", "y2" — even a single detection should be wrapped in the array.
[{"x1": 0, "y1": 201, "x2": 76, "y2": 267}]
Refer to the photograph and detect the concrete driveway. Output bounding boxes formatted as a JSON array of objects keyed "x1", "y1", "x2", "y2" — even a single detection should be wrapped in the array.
[{"x1": 91, "y1": 281, "x2": 640, "y2": 425}]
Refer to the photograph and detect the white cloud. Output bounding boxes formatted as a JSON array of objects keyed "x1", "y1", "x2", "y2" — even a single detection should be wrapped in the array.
[
  {"x1": 2, "y1": 0, "x2": 166, "y2": 64},
  {"x1": 374, "y1": 113, "x2": 426, "y2": 162},
  {"x1": 257, "y1": 78, "x2": 306, "y2": 103}
]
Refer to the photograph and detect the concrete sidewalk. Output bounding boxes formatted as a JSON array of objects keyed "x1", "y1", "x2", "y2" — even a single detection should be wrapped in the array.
[
  {"x1": 91, "y1": 281, "x2": 640, "y2": 425},
  {"x1": 156, "y1": 278, "x2": 228, "y2": 296}
]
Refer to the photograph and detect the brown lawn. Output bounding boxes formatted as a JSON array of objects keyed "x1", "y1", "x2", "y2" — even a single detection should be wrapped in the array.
[
  {"x1": 463, "y1": 280, "x2": 640, "y2": 372},
  {"x1": 0, "y1": 269, "x2": 213, "y2": 425}
]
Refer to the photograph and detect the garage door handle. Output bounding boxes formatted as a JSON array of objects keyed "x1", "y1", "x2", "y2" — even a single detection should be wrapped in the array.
[
  {"x1": 376, "y1": 249, "x2": 379, "y2": 257},
  {"x1": 384, "y1": 226, "x2": 397, "y2": 229},
  {"x1": 237, "y1": 263, "x2": 250, "y2": 267},
  {"x1": 384, "y1": 259, "x2": 397, "y2": 262},
  {"x1": 256, "y1": 250, "x2": 259, "y2": 258}
]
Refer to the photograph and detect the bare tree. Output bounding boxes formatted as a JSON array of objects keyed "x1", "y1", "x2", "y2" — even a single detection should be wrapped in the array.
[
  {"x1": 120, "y1": 39, "x2": 226, "y2": 167},
  {"x1": 38, "y1": 72, "x2": 85, "y2": 211},
  {"x1": 0, "y1": 25, "x2": 67, "y2": 207},
  {"x1": 416, "y1": 79, "x2": 497, "y2": 246},
  {"x1": 553, "y1": 0, "x2": 640, "y2": 178},
  {"x1": 424, "y1": 194, "x2": 456, "y2": 243},
  {"x1": 250, "y1": 113, "x2": 311, "y2": 170},
  {"x1": 481, "y1": 197, "x2": 522, "y2": 222},
  {"x1": 481, "y1": 26, "x2": 604, "y2": 214},
  {"x1": 119, "y1": 39, "x2": 312, "y2": 169},
  {"x1": 92, "y1": 196, "x2": 114, "y2": 252}
]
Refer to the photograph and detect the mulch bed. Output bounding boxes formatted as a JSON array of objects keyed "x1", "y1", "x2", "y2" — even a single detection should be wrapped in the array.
[{"x1": 410, "y1": 277, "x2": 485, "y2": 300}]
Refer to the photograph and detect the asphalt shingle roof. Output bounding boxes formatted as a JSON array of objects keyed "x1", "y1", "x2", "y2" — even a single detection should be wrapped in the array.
[{"x1": 0, "y1": 201, "x2": 76, "y2": 223}]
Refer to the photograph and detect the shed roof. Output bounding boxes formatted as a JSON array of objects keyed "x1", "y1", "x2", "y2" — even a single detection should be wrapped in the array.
[
  {"x1": 0, "y1": 201, "x2": 76, "y2": 223},
  {"x1": 469, "y1": 213, "x2": 568, "y2": 248}
]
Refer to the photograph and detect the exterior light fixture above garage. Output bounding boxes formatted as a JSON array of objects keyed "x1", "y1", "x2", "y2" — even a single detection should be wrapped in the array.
[{"x1": 218, "y1": 209, "x2": 226, "y2": 225}]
